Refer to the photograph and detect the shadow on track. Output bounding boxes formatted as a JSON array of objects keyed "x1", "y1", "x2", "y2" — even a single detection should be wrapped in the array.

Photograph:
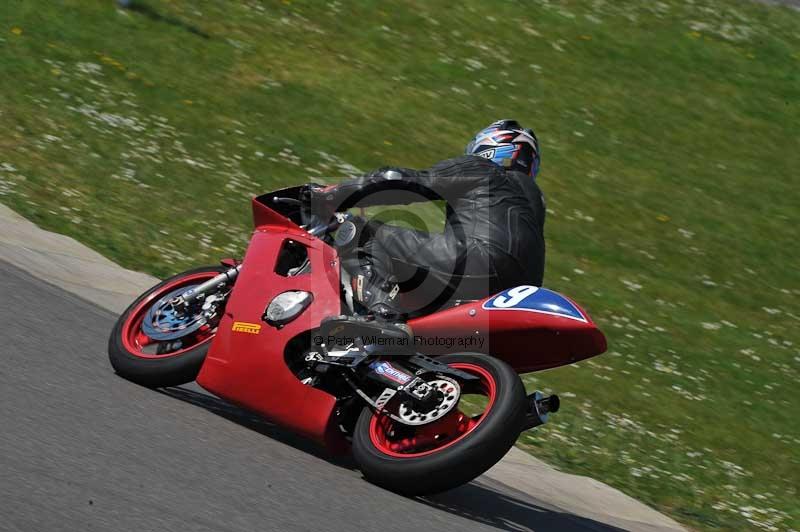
[
  {"x1": 422, "y1": 482, "x2": 625, "y2": 532},
  {"x1": 162, "y1": 385, "x2": 622, "y2": 532},
  {"x1": 159, "y1": 386, "x2": 356, "y2": 469}
]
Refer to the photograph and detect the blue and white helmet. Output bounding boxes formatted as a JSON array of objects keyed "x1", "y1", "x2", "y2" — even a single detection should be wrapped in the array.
[{"x1": 465, "y1": 119, "x2": 541, "y2": 177}]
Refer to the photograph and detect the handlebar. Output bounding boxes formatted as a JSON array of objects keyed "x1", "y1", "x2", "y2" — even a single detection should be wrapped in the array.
[
  {"x1": 271, "y1": 196, "x2": 303, "y2": 206},
  {"x1": 272, "y1": 189, "x2": 351, "y2": 238},
  {"x1": 307, "y1": 212, "x2": 352, "y2": 237}
]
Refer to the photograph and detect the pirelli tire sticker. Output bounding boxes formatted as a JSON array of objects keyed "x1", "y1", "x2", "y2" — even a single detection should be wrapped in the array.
[{"x1": 231, "y1": 321, "x2": 261, "y2": 334}]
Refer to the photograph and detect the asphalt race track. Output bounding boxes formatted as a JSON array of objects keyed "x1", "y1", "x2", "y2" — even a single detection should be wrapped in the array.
[{"x1": 0, "y1": 259, "x2": 625, "y2": 532}]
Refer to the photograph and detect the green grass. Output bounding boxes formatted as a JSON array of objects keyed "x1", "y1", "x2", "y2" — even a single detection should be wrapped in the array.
[{"x1": 1, "y1": 1, "x2": 799, "y2": 529}]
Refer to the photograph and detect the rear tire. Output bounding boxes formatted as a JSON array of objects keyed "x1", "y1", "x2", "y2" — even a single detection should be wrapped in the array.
[
  {"x1": 352, "y1": 353, "x2": 526, "y2": 496},
  {"x1": 108, "y1": 266, "x2": 227, "y2": 388}
]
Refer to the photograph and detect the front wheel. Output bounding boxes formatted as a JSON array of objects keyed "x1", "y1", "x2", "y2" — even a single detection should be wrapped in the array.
[
  {"x1": 351, "y1": 354, "x2": 527, "y2": 496},
  {"x1": 108, "y1": 265, "x2": 229, "y2": 388}
]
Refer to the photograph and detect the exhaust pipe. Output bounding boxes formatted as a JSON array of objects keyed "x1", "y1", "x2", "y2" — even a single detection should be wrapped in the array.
[{"x1": 523, "y1": 391, "x2": 560, "y2": 430}]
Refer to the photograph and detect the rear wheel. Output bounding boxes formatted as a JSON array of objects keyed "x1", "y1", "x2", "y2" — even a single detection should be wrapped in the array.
[
  {"x1": 108, "y1": 266, "x2": 228, "y2": 387},
  {"x1": 352, "y1": 353, "x2": 527, "y2": 495}
]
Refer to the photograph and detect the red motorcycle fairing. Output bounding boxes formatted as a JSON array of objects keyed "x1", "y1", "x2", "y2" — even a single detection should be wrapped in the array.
[
  {"x1": 408, "y1": 287, "x2": 607, "y2": 373},
  {"x1": 196, "y1": 225, "x2": 348, "y2": 451}
]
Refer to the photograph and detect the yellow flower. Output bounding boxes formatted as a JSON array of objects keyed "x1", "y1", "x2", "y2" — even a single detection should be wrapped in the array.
[
  {"x1": 579, "y1": 35, "x2": 592, "y2": 41},
  {"x1": 656, "y1": 214, "x2": 670, "y2": 223},
  {"x1": 183, "y1": 99, "x2": 194, "y2": 105},
  {"x1": 11, "y1": 27, "x2": 23, "y2": 36}
]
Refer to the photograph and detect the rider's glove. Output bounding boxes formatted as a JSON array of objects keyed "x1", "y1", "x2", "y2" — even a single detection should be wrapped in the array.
[{"x1": 367, "y1": 167, "x2": 409, "y2": 180}]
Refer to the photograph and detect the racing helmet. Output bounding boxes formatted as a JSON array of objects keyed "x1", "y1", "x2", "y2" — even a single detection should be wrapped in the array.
[{"x1": 465, "y1": 119, "x2": 541, "y2": 177}]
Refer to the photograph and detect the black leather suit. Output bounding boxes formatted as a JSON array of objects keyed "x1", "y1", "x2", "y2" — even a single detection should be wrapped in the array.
[{"x1": 320, "y1": 155, "x2": 546, "y2": 316}]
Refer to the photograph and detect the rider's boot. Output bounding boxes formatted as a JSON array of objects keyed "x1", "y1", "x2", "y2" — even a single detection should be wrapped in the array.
[
  {"x1": 350, "y1": 264, "x2": 413, "y2": 339},
  {"x1": 352, "y1": 265, "x2": 399, "y2": 317}
]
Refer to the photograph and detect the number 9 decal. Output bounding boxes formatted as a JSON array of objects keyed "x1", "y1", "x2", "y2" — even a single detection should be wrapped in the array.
[
  {"x1": 490, "y1": 285, "x2": 539, "y2": 308},
  {"x1": 483, "y1": 285, "x2": 587, "y2": 322}
]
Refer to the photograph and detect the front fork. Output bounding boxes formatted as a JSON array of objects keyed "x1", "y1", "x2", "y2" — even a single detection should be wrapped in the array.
[{"x1": 174, "y1": 264, "x2": 241, "y2": 307}]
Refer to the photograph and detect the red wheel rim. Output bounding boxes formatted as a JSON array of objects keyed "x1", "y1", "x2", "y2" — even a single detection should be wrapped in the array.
[
  {"x1": 120, "y1": 272, "x2": 220, "y2": 359},
  {"x1": 368, "y1": 362, "x2": 497, "y2": 458}
]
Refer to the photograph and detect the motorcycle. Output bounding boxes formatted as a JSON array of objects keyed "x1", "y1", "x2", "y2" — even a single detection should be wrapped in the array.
[{"x1": 108, "y1": 185, "x2": 606, "y2": 495}]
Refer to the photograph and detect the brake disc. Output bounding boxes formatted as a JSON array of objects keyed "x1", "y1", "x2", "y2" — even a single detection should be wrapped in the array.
[
  {"x1": 140, "y1": 286, "x2": 208, "y2": 342},
  {"x1": 396, "y1": 377, "x2": 461, "y2": 426}
]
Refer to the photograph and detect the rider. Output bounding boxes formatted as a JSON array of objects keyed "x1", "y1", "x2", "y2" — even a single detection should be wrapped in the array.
[{"x1": 308, "y1": 119, "x2": 545, "y2": 320}]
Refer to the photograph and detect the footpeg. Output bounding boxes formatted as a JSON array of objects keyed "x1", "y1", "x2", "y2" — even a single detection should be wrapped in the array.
[{"x1": 523, "y1": 391, "x2": 560, "y2": 430}]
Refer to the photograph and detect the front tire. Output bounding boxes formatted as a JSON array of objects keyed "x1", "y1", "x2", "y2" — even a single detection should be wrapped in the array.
[
  {"x1": 351, "y1": 353, "x2": 527, "y2": 496},
  {"x1": 108, "y1": 265, "x2": 227, "y2": 388}
]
